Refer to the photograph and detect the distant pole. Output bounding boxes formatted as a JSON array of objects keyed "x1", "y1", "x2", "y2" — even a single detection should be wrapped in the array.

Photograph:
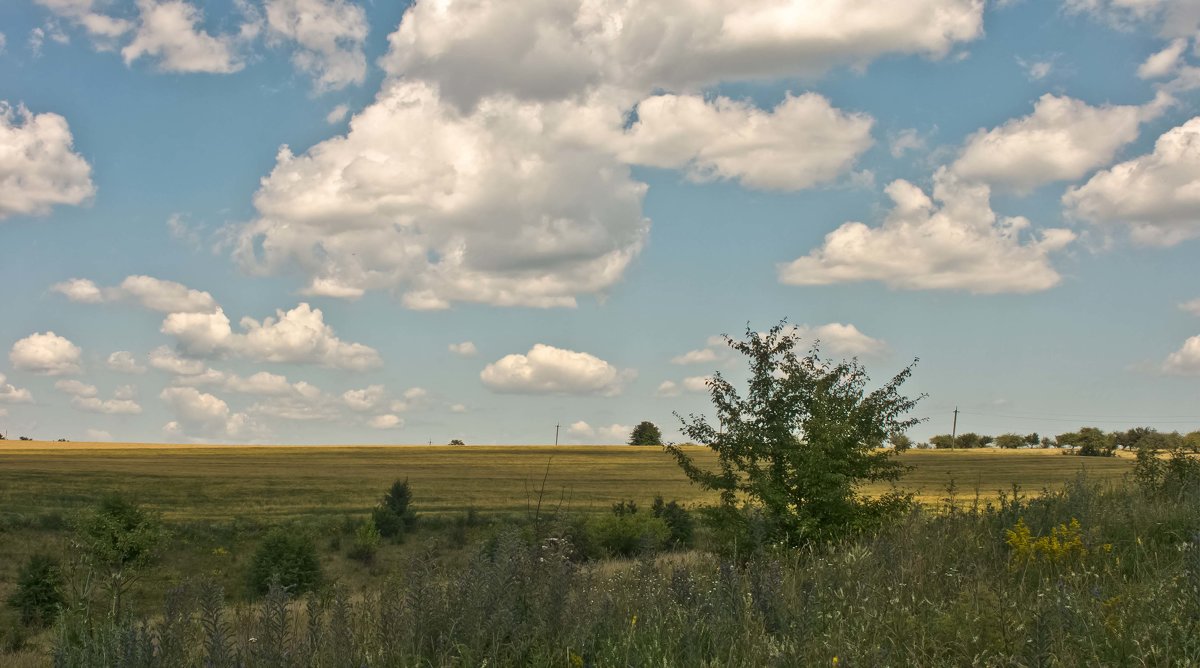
[
  {"x1": 951, "y1": 407, "x2": 959, "y2": 449},
  {"x1": 555, "y1": 423, "x2": 560, "y2": 446}
]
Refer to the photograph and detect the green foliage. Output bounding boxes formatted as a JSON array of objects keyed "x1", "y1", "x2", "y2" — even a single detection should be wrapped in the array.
[
  {"x1": 1134, "y1": 444, "x2": 1200, "y2": 499},
  {"x1": 247, "y1": 527, "x2": 322, "y2": 596},
  {"x1": 628, "y1": 421, "x2": 663, "y2": 446},
  {"x1": 954, "y1": 433, "x2": 988, "y2": 449},
  {"x1": 668, "y1": 321, "x2": 921, "y2": 545},
  {"x1": 588, "y1": 512, "x2": 671, "y2": 558},
  {"x1": 929, "y1": 434, "x2": 955, "y2": 449},
  {"x1": 348, "y1": 517, "x2": 382, "y2": 564},
  {"x1": 449, "y1": 439, "x2": 466, "y2": 446},
  {"x1": 374, "y1": 478, "x2": 417, "y2": 539},
  {"x1": 7, "y1": 554, "x2": 63, "y2": 627},
  {"x1": 888, "y1": 432, "x2": 913, "y2": 452},
  {"x1": 1058, "y1": 427, "x2": 1116, "y2": 457},
  {"x1": 994, "y1": 433, "x2": 1026, "y2": 449},
  {"x1": 72, "y1": 494, "x2": 164, "y2": 617},
  {"x1": 651, "y1": 496, "x2": 694, "y2": 547}
]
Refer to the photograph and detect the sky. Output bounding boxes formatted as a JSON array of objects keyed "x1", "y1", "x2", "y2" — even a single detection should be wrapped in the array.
[{"x1": 2, "y1": 0, "x2": 1200, "y2": 445}]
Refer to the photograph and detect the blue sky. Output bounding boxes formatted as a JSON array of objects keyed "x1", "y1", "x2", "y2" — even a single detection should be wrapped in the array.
[{"x1": 2, "y1": 0, "x2": 1200, "y2": 444}]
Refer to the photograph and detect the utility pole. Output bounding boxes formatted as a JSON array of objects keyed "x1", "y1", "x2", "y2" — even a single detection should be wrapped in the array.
[
  {"x1": 951, "y1": 407, "x2": 959, "y2": 449},
  {"x1": 554, "y1": 423, "x2": 560, "y2": 446}
]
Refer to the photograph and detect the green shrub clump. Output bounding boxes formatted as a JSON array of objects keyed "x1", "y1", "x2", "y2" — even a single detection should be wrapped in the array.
[
  {"x1": 7, "y1": 554, "x2": 63, "y2": 627},
  {"x1": 372, "y1": 479, "x2": 417, "y2": 540},
  {"x1": 588, "y1": 504, "x2": 670, "y2": 558},
  {"x1": 347, "y1": 517, "x2": 382, "y2": 564},
  {"x1": 247, "y1": 527, "x2": 322, "y2": 595}
]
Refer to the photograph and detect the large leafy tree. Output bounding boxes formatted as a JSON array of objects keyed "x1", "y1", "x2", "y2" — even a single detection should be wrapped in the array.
[
  {"x1": 667, "y1": 321, "x2": 922, "y2": 545},
  {"x1": 628, "y1": 421, "x2": 663, "y2": 446}
]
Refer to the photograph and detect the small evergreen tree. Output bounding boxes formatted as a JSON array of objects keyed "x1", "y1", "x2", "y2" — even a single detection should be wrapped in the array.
[
  {"x1": 628, "y1": 421, "x2": 663, "y2": 446},
  {"x1": 7, "y1": 554, "x2": 63, "y2": 627},
  {"x1": 373, "y1": 479, "x2": 417, "y2": 539},
  {"x1": 247, "y1": 527, "x2": 322, "y2": 595}
]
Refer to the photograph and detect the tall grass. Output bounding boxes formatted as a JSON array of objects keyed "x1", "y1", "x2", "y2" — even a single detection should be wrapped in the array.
[{"x1": 50, "y1": 472, "x2": 1200, "y2": 667}]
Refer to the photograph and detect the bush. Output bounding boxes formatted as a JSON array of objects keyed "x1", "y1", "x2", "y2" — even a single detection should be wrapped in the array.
[
  {"x1": 7, "y1": 554, "x2": 63, "y2": 627},
  {"x1": 73, "y1": 494, "x2": 164, "y2": 617},
  {"x1": 374, "y1": 479, "x2": 417, "y2": 539},
  {"x1": 588, "y1": 511, "x2": 670, "y2": 558},
  {"x1": 247, "y1": 527, "x2": 322, "y2": 596},
  {"x1": 1134, "y1": 445, "x2": 1200, "y2": 499},
  {"x1": 651, "y1": 496, "x2": 694, "y2": 548},
  {"x1": 347, "y1": 518, "x2": 382, "y2": 564}
]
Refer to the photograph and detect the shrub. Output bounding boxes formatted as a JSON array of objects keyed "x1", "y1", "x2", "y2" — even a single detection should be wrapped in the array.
[
  {"x1": 247, "y1": 527, "x2": 322, "y2": 595},
  {"x1": 588, "y1": 513, "x2": 670, "y2": 558},
  {"x1": 7, "y1": 554, "x2": 63, "y2": 627},
  {"x1": 449, "y1": 439, "x2": 466, "y2": 446},
  {"x1": 651, "y1": 496, "x2": 694, "y2": 548},
  {"x1": 1134, "y1": 444, "x2": 1200, "y2": 499},
  {"x1": 374, "y1": 479, "x2": 417, "y2": 539},
  {"x1": 73, "y1": 494, "x2": 164, "y2": 617},
  {"x1": 348, "y1": 518, "x2": 382, "y2": 564}
]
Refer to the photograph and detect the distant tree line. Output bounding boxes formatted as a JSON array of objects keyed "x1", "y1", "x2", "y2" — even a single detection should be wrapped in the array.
[{"x1": 918, "y1": 427, "x2": 1200, "y2": 457}]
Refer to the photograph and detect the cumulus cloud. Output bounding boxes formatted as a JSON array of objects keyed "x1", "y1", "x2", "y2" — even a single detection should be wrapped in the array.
[
  {"x1": 481, "y1": 344, "x2": 631, "y2": 395},
  {"x1": 239, "y1": 82, "x2": 649, "y2": 309},
  {"x1": 265, "y1": 0, "x2": 367, "y2": 93},
  {"x1": 682, "y1": 375, "x2": 712, "y2": 393},
  {"x1": 368, "y1": 414, "x2": 403, "y2": 429},
  {"x1": 0, "y1": 102, "x2": 95, "y2": 220},
  {"x1": 161, "y1": 303, "x2": 381, "y2": 369},
  {"x1": 1064, "y1": 117, "x2": 1200, "y2": 246},
  {"x1": 122, "y1": 0, "x2": 243, "y2": 73},
  {"x1": 148, "y1": 345, "x2": 206, "y2": 375},
  {"x1": 1064, "y1": 0, "x2": 1200, "y2": 37},
  {"x1": 107, "y1": 350, "x2": 147, "y2": 374},
  {"x1": 53, "y1": 275, "x2": 218, "y2": 313},
  {"x1": 619, "y1": 93, "x2": 874, "y2": 190},
  {"x1": 655, "y1": 380, "x2": 681, "y2": 397},
  {"x1": 1163, "y1": 335, "x2": 1200, "y2": 374},
  {"x1": 671, "y1": 348, "x2": 718, "y2": 365},
  {"x1": 73, "y1": 396, "x2": 142, "y2": 414},
  {"x1": 55, "y1": 379, "x2": 97, "y2": 397},
  {"x1": 33, "y1": 0, "x2": 132, "y2": 42},
  {"x1": 383, "y1": 0, "x2": 985, "y2": 108},
  {"x1": 343, "y1": 384, "x2": 385, "y2": 411},
  {"x1": 449, "y1": 341, "x2": 478, "y2": 357},
  {"x1": 84, "y1": 428, "x2": 114, "y2": 441},
  {"x1": 951, "y1": 92, "x2": 1169, "y2": 192},
  {"x1": 789, "y1": 323, "x2": 889, "y2": 357},
  {"x1": 889, "y1": 128, "x2": 928, "y2": 158},
  {"x1": 326, "y1": 104, "x2": 349, "y2": 124},
  {"x1": 10, "y1": 331, "x2": 82, "y2": 375},
  {"x1": 449, "y1": 403, "x2": 467, "y2": 413},
  {"x1": 567, "y1": 420, "x2": 630, "y2": 443},
  {"x1": 1180, "y1": 298, "x2": 1200, "y2": 315},
  {"x1": 160, "y1": 386, "x2": 252, "y2": 438},
  {"x1": 1138, "y1": 38, "x2": 1189, "y2": 79},
  {"x1": 780, "y1": 168, "x2": 1076, "y2": 293},
  {"x1": 235, "y1": 0, "x2": 987, "y2": 308},
  {"x1": 0, "y1": 373, "x2": 34, "y2": 403}
]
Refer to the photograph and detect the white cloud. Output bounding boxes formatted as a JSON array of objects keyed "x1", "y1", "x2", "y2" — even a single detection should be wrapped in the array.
[
  {"x1": 33, "y1": 0, "x2": 132, "y2": 42},
  {"x1": 55, "y1": 379, "x2": 97, "y2": 397},
  {"x1": 73, "y1": 396, "x2": 142, "y2": 415},
  {"x1": 780, "y1": 168, "x2": 1076, "y2": 293},
  {"x1": 1017, "y1": 57, "x2": 1054, "y2": 80},
  {"x1": 238, "y1": 81, "x2": 649, "y2": 309},
  {"x1": 383, "y1": 0, "x2": 984, "y2": 108},
  {"x1": 114, "y1": 384, "x2": 136, "y2": 400},
  {"x1": 265, "y1": 0, "x2": 368, "y2": 93},
  {"x1": 10, "y1": 331, "x2": 82, "y2": 375},
  {"x1": 1138, "y1": 38, "x2": 1189, "y2": 79},
  {"x1": 107, "y1": 351, "x2": 147, "y2": 374},
  {"x1": 481, "y1": 344, "x2": 631, "y2": 395},
  {"x1": 343, "y1": 384, "x2": 385, "y2": 411},
  {"x1": 0, "y1": 102, "x2": 95, "y2": 219},
  {"x1": 951, "y1": 92, "x2": 1169, "y2": 192},
  {"x1": 122, "y1": 0, "x2": 243, "y2": 74},
  {"x1": 1180, "y1": 298, "x2": 1200, "y2": 315},
  {"x1": 84, "y1": 428, "x2": 113, "y2": 441},
  {"x1": 161, "y1": 303, "x2": 382, "y2": 370},
  {"x1": 1064, "y1": 0, "x2": 1200, "y2": 37},
  {"x1": 655, "y1": 380, "x2": 681, "y2": 397},
  {"x1": 1064, "y1": 117, "x2": 1200, "y2": 246},
  {"x1": 160, "y1": 386, "x2": 252, "y2": 438},
  {"x1": 54, "y1": 275, "x2": 218, "y2": 313},
  {"x1": 619, "y1": 93, "x2": 874, "y2": 191},
  {"x1": 671, "y1": 348, "x2": 718, "y2": 365},
  {"x1": 1163, "y1": 335, "x2": 1200, "y2": 374},
  {"x1": 148, "y1": 345, "x2": 206, "y2": 375},
  {"x1": 246, "y1": 382, "x2": 339, "y2": 422},
  {"x1": 326, "y1": 104, "x2": 349, "y2": 124},
  {"x1": 224, "y1": 371, "x2": 296, "y2": 396},
  {"x1": 567, "y1": 420, "x2": 630, "y2": 443},
  {"x1": 0, "y1": 373, "x2": 34, "y2": 403},
  {"x1": 795, "y1": 323, "x2": 889, "y2": 357},
  {"x1": 450, "y1": 403, "x2": 467, "y2": 413},
  {"x1": 29, "y1": 22, "x2": 71, "y2": 57},
  {"x1": 889, "y1": 128, "x2": 927, "y2": 158},
  {"x1": 368, "y1": 414, "x2": 403, "y2": 429},
  {"x1": 449, "y1": 341, "x2": 478, "y2": 357},
  {"x1": 682, "y1": 375, "x2": 712, "y2": 393}
]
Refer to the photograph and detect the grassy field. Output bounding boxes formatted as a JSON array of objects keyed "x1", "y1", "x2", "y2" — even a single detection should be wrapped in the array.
[{"x1": 0, "y1": 442, "x2": 1135, "y2": 521}]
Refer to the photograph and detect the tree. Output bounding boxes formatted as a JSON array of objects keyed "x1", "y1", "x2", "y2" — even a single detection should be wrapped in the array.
[
  {"x1": 449, "y1": 439, "x2": 465, "y2": 446},
  {"x1": 7, "y1": 554, "x2": 63, "y2": 627},
  {"x1": 247, "y1": 528, "x2": 322, "y2": 595},
  {"x1": 954, "y1": 432, "x2": 988, "y2": 449},
  {"x1": 888, "y1": 432, "x2": 913, "y2": 452},
  {"x1": 628, "y1": 421, "x2": 663, "y2": 446},
  {"x1": 373, "y1": 479, "x2": 417, "y2": 539},
  {"x1": 994, "y1": 433, "x2": 1025, "y2": 449},
  {"x1": 72, "y1": 495, "x2": 164, "y2": 618},
  {"x1": 1059, "y1": 427, "x2": 1116, "y2": 457},
  {"x1": 929, "y1": 434, "x2": 955, "y2": 449},
  {"x1": 667, "y1": 321, "x2": 922, "y2": 545}
]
